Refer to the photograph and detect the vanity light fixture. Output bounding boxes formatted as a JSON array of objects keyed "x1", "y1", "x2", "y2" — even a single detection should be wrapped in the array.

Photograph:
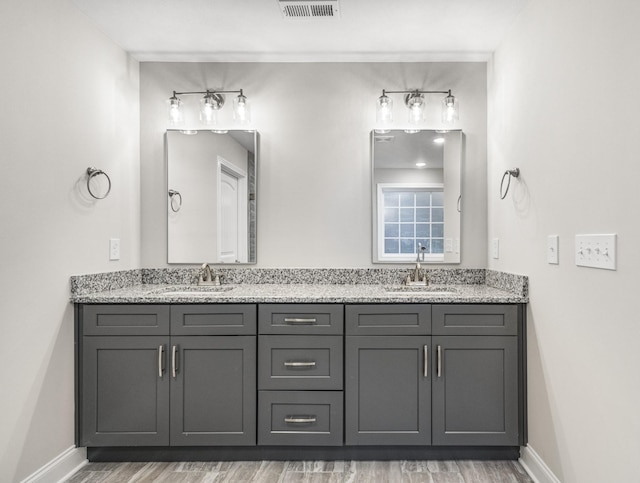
[
  {"x1": 376, "y1": 89, "x2": 459, "y2": 126},
  {"x1": 167, "y1": 89, "x2": 250, "y2": 126}
]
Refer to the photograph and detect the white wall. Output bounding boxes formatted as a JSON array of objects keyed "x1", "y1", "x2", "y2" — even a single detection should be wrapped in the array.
[
  {"x1": 0, "y1": 1, "x2": 140, "y2": 481},
  {"x1": 488, "y1": 0, "x2": 640, "y2": 481},
  {"x1": 140, "y1": 62, "x2": 487, "y2": 268}
]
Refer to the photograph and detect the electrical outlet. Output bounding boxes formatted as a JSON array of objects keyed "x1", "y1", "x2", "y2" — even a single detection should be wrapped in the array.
[
  {"x1": 547, "y1": 235, "x2": 559, "y2": 264},
  {"x1": 492, "y1": 238, "x2": 500, "y2": 259},
  {"x1": 109, "y1": 238, "x2": 120, "y2": 261}
]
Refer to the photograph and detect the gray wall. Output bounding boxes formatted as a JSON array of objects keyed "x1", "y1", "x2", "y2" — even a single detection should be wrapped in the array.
[
  {"x1": 140, "y1": 62, "x2": 487, "y2": 268},
  {"x1": 488, "y1": 0, "x2": 640, "y2": 481},
  {"x1": 0, "y1": 0, "x2": 140, "y2": 481}
]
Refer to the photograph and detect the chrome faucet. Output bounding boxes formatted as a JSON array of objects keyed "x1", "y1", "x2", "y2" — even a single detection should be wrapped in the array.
[{"x1": 198, "y1": 263, "x2": 220, "y2": 286}]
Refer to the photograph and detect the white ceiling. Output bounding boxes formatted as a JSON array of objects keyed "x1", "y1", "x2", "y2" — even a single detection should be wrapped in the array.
[{"x1": 72, "y1": 0, "x2": 529, "y2": 62}]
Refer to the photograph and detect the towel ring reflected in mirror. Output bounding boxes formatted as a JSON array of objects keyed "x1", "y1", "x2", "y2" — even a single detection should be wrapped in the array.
[
  {"x1": 86, "y1": 167, "x2": 111, "y2": 200},
  {"x1": 168, "y1": 189, "x2": 182, "y2": 212}
]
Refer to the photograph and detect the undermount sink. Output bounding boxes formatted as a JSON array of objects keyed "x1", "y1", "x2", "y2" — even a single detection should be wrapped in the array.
[
  {"x1": 384, "y1": 285, "x2": 458, "y2": 296},
  {"x1": 152, "y1": 285, "x2": 235, "y2": 296}
]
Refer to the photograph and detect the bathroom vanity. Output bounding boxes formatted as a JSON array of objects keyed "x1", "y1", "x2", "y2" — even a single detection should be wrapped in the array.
[{"x1": 73, "y1": 271, "x2": 527, "y2": 462}]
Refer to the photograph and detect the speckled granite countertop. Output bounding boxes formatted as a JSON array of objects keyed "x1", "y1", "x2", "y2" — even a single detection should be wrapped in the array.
[{"x1": 71, "y1": 282, "x2": 527, "y2": 304}]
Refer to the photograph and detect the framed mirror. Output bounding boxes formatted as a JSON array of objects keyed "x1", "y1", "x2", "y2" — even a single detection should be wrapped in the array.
[
  {"x1": 372, "y1": 129, "x2": 462, "y2": 264},
  {"x1": 166, "y1": 130, "x2": 258, "y2": 264}
]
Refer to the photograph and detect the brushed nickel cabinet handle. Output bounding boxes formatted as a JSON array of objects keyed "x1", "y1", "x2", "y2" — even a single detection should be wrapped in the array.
[
  {"x1": 424, "y1": 345, "x2": 428, "y2": 378},
  {"x1": 283, "y1": 317, "x2": 317, "y2": 325},
  {"x1": 284, "y1": 416, "x2": 317, "y2": 424},
  {"x1": 171, "y1": 345, "x2": 178, "y2": 379},
  {"x1": 437, "y1": 345, "x2": 442, "y2": 378},
  {"x1": 158, "y1": 345, "x2": 165, "y2": 378},
  {"x1": 284, "y1": 361, "x2": 317, "y2": 367}
]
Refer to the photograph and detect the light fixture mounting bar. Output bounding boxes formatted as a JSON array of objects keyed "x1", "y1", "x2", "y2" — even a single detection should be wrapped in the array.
[
  {"x1": 381, "y1": 89, "x2": 452, "y2": 95},
  {"x1": 172, "y1": 89, "x2": 244, "y2": 96}
]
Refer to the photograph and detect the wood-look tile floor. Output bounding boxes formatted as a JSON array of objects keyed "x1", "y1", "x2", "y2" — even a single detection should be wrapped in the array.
[{"x1": 65, "y1": 460, "x2": 534, "y2": 483}]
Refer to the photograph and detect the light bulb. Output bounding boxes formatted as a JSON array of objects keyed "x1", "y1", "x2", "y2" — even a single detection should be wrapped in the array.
[
  {"x1": 233, "y1": 92, "x2": 251, "y2": 124},
  {"x1": 167, "y1": 95, "x2": 184, "y2": 126},
  {"x1": 376, "y1": 93, "x2": 393, "y2": 124},
  {"x1": 442, "y1": 93, "x2": 459, "y2": 124},
  {"x1": 406, "y1": 93, "x2": 425, "y2": 124},
  {"x1": 200, "y1": 94, "x2": 218, "y2": 125}
]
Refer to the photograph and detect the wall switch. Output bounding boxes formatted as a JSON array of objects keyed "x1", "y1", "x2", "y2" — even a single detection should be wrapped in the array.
[
  {"x1": 547, "y1": 235, "x2": 559, "y2": 264},
  {"x1": 492, "y1": 238, "x2": 500, "y2": 259},
  {"x1": 109, "y1": 238, "x2": 120, "y2": 261},
  {"x1": 575, "y1": 234, "x2": 616, "y2": 270},
  {"x1": 445, "y1": 238, "x2": 453, "y2": 253}
]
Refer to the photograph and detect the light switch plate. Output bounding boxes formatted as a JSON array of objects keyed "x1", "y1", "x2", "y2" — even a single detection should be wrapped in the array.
[
  {"x1": 492, "y1": 238, "x2": 499, "y2": 259},
  {"x1": 109, "y1": 238, "x2": 120, "y2": 261},
  {"x1": 575, "y1": 234, "x2": 616, "y2": 270},
  {"x1": 547, "y1": 235, "x2": 559, "y2": 264},
  {"x1": 445, "y1": 238, "x2": 453, "y2": 253}
]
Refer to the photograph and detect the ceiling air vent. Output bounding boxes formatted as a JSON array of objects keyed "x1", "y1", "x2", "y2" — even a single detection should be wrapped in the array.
[{"x1": 279, "y1": 0, "x2": 340, "y2": 19}]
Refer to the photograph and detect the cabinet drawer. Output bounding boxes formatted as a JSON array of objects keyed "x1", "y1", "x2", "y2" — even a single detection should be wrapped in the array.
[
  {"x1": 258, "y1": 391, "x2": 343, "y2": 446},
  {"x1": 345, "y1": 305, "x2": 431, "y2": 335},
  {"x1": 259, "y1": 336, "x2": 343, "y2": 390},
  {"x1": 259, "y1": 304, "x2": 343, "y2": 335},
  {"x1": 82, "y1": 305, "x2": 170, "y2": 336},
  {"x1": 432, "y1": 304, "x2": 518, "y2": 336},
  {"x1": 171, "y1": 305, "x2": 256, "y2": 335}
]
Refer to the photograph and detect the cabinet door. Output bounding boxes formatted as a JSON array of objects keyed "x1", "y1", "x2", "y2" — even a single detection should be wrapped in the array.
[
  {"x1": 170, "y1": 336, "x2": 256, "y2": 446},
  {"x1": 432, "y1": 336, "x2": 518, "y2": 445},
  {"x1": 345, "y1": 336, "x2": 431, "y2": 445},
  {"x1": 81, "y1": 336, "x2": 170, "y2": 446}
]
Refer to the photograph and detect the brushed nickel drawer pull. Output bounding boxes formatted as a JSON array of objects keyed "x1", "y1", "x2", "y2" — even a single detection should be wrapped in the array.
[
  {"x1": 284, "y1": 361, "x2": 317, "y2": 367},
  {"x1": 283, "y1": 317, "x2": 317, "y2": 325},
  {"x1": 171, "y1": 345, "x2": 178, "y2": 379},
  {"x1": 437, "y1": 345, "x2": 442, "y2": 378},
  {"x1": 284, "y1": 416, "x2": 317, "y2": 424},
  {"x1": 423, "y1": 345, "x2": 428, "y2": 378},
  {"x1": 158, "y1": 345, "x2": 165, "y2": 378}
]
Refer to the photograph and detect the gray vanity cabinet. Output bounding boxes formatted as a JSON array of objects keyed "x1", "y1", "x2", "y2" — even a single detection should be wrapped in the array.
[
  {"x1": 431, "y1": 304, "x2": 522, "y2": 446},
  {"x1": 81, "y1": 335, "x2": 170, "y2": 446},
  {"x1": 78, "y1": 304, "x2": 256, "y2": 447},
  {"x1": 169, "y1": 335, "x2": 256, "y2": 445},
  {"x1": 258, "y1": 304, "x2": 344, "y2": 446},
  {"x1": 345, "y1": 305, "x2": 432, "y2": 445}
]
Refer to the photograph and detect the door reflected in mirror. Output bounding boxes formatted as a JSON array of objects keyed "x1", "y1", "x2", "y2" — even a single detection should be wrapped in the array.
[
  {"x1": 166, "y1": 130, "x2": 258, "y2": 264},
  {"x1": 372, "y1": 130, "x2": 462, "y2": 264}
]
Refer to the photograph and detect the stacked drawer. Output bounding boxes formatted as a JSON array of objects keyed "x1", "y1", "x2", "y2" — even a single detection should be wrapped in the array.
[{"x1": 258, "y1": 304, "x2": 344, "y2": 445}]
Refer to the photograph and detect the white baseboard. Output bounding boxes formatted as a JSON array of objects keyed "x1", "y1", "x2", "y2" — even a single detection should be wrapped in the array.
[
  {"x1": 21, "y1": 446, "x2": 87, "y2": 483},
  {"x1": 520, "y1": 445, "x2": 562, "y2": 483}
]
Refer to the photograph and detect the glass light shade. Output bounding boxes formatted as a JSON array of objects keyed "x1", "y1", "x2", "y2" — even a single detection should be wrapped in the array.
[
  {"x1": 376, "y1": 94, "x2": 393, "y2": 124},
  {"x1": 406, "y1": 93, "x2": 425, "y2": 124},
  {"x1": 233, "y1": 93, "x2": 251, "y2": 124},
  {"x1": 167, "y1": 96, "x2": 184, "y2": 125},
  {"x1": 200, "y1": 96, "x2": 219, "y2": 125},
  {"x1": 442, "y1": 94, "x2": 459, "y2": 124}
]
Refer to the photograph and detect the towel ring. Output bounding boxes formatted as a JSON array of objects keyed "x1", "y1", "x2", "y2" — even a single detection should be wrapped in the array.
[
  {"x1": 86, "y1": 167, "x2": 111, "y2": 200},
  {"x1": 500, "y1": 168, "x2": 520, "y2": 199},
  {"x1": 168, "y1": 189, "x2": 182, "y2": 212}
]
